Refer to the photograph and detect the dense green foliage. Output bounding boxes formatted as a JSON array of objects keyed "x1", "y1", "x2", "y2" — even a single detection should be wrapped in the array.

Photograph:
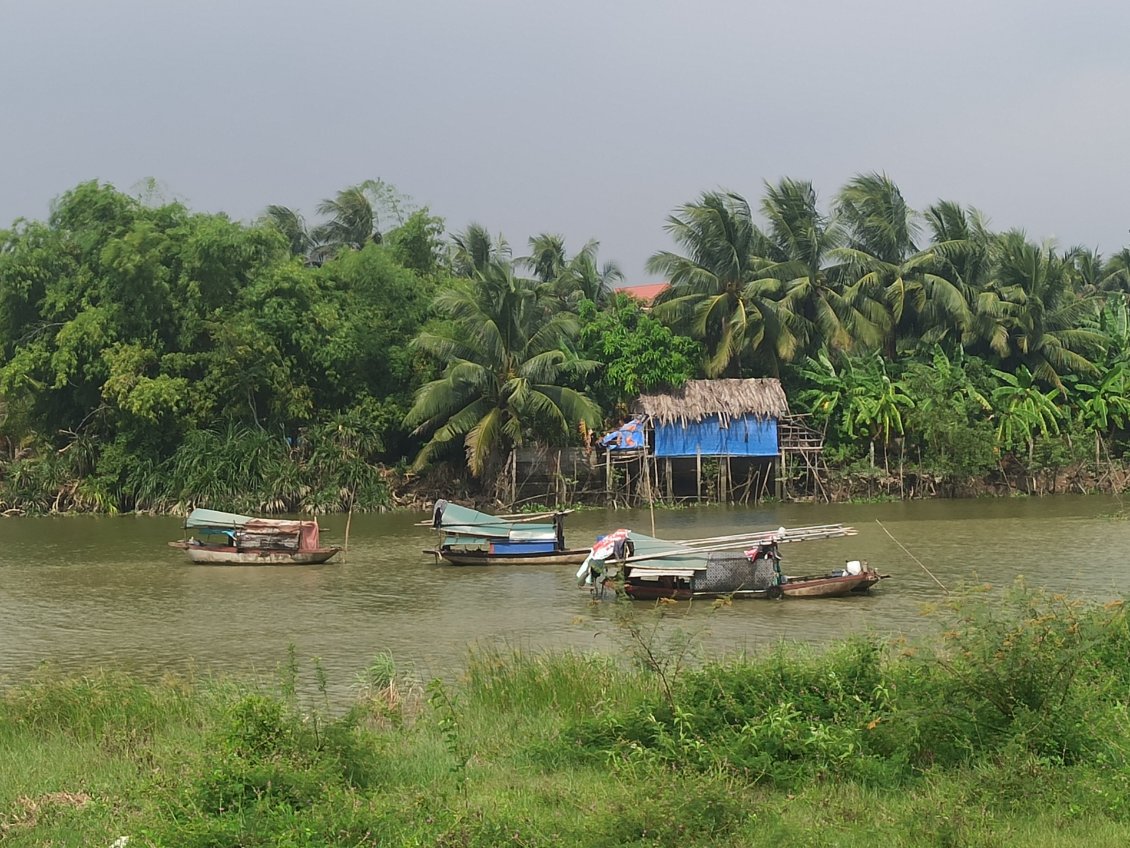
[
  {"x1": 0, "y1": 182, "x2": 433, "y2": 513},
  {"x1": 3, "y1": 175, "x2": 1130, "y2": 512},
  {"x1": 577, "y1": 294, "x2": 701, "y2": 413},
  {"x1": 2, "y1": 587, "x2": 1129, "y2": 846}
]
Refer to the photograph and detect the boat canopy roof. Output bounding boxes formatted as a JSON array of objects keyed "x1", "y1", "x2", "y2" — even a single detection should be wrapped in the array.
[
  {"x1": 621, "y1": 532, "x2": 707, "y2": 574},
  {"x1": 437, "y1": 503, "x2": 559, "y2": 543},
  {"x1": 185, "y1": 508, "x2": 316, "y2": 533}
]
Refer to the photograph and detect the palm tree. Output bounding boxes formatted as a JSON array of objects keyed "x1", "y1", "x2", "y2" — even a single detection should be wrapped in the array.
[
  {"x1": 524, "y1": 233, "x2": 568, "y2": 284},
  {"x1": 1100, "y1": 248, "x2": 1130, "y2": 294},
  {"x1": 987, "y1": 231, "x2": 1105, "y2": 391},
  {"x1": 647, "y1": 191, "x2": 793, "y2": 376},
  {"x1": 404, "y1": 259, "x2": 601, "y2": 482},
  {"x1": 262, "y1": 205, "x2": 314, "y2": 259},
  {"x1": 313, "y1": 185, "x2": 380, "y2": 252},
  {"x1": 756, "y1": 178, "x2": 876, "y2": 356},
  {"x1": 449, "y1": 223, "x2": 510, "y2": 278},
  {"x1": 834, "y1": 174, "x2": 970, "y2": 355},
  {"x1": 520, "y1": 236, "x2": 623, "y2": 308},
  {"x1": 920, "y1": 201, "x2": 1000, "y2": 355},
  {"x1": 546, "y1": 239, "x2": 623, "y2": 308}
]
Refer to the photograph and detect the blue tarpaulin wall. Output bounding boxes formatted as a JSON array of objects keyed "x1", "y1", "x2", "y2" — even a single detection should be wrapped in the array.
[{"x1": 653, "y1": 414, "x2": 778, "y2": 458}]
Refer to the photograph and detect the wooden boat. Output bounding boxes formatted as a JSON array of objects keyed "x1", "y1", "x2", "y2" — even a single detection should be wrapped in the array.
[
  {"x1": 169, "y1": 508, "x2": 341, "y2": 565},
  {"x1": 421, "y1": 501, "x2": 589, "y2": 566},
  {"x1": 780, "y1": 560, "x2": 884, "y2": 598},
  {"x1": 578, "y1": 524, "x2": 883, "y2": 600}
]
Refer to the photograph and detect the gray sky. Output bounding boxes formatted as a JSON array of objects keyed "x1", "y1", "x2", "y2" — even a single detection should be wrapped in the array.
[{"x1": 3, "y1": 0, "x2": 1128, "y2": 281}]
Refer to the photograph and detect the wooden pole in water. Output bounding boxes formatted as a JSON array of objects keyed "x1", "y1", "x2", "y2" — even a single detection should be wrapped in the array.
[
  {"x1": 644, "y1": 453, "x2": 656, "y2": 536},
  {"x1": 605, "y1": 449, "x2": 612, "y2": 501},
  {"x1": 556, "y1": 449, "x2": 563, "y2": 508},
  {"x1": 665, "y1": 458, "x2": 673, "y2": 503},
  {"x1": 343, "y1": 489, "x2": 354, "y2": 564},
  {"x1": 696, "y1": 447, "x2": 702, "y2": 503}
]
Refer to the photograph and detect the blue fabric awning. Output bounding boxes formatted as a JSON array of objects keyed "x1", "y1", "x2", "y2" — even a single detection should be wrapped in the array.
[{"x1": 653, "y1": 414, "x2": 778, "y2": 458}]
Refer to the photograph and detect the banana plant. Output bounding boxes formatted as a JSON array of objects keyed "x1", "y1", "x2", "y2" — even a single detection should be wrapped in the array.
[
  {"x1": 1069, "y1": 361, "x2": 1130, "y2": 466},
  {"x1": 990, "y1": 366, "x2": 1064, "y2": 461}
]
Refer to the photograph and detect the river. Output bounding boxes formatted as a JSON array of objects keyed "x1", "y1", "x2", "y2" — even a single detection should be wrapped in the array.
[{"x1": 1, "y1": 497, "x2": 1128, "y2": 699}]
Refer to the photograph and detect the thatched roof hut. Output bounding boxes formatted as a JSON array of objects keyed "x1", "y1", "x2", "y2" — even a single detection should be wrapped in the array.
[{"x1": 634, "y1": 378, "x2": 789, "y2": 426}]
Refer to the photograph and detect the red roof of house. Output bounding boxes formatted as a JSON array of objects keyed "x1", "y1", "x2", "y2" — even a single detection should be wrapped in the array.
[{"x1": 614, "y1": 282, "x2": 669, "y2": 304}]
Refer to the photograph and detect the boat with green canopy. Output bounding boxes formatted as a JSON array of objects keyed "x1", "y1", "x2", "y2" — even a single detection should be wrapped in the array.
[
  {"x1": 169, "y1": 508, "x2": 341, "y2": 565},
  {"x1": 577, "y1": 523, "x2": 883, "y2": 599},
  {"x1": 421, "y1": 501, "x2": 590, "y2": 566}
]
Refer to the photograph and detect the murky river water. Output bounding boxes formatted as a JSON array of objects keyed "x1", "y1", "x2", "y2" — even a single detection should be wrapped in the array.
[{"x1": 2, "y1": 497, "x2": 1128, "y2": 697}]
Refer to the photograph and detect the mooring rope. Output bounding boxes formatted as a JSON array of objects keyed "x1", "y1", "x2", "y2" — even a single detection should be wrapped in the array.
[{"x1": 875, "y1": 519, "x2": 948, "y2": 593}]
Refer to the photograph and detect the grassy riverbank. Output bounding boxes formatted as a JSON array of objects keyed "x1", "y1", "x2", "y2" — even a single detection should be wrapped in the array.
[{"x1": 3, "y1": 585, "x2": 1129, "y2": 846}]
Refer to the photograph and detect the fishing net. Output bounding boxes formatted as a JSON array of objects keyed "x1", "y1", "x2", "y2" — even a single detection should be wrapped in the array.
[{"x1": 698, "y1": 553, "x2": 779, "y2": 594}]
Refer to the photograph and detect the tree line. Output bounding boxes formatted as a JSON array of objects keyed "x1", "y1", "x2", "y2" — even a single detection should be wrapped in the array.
[{"x1": 1, "y1": 176, "x2": 1128, "y2": 513}]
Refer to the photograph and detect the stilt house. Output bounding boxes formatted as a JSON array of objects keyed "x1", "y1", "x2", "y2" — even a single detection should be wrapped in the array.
[{"x1": 600, "y1": 378, "x2": 827, "y2": 503}]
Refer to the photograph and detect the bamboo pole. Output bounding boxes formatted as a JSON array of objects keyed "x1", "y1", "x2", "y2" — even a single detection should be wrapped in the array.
[
  {"x1": 676, "y1": 525, "x2": 857, "y2": 545},
  {"x1": 665, "y1": 458, "x2": 673, "y2": 502},
  {"x1": 875, "y1": 519, "x2": 947, "y2": 593}
]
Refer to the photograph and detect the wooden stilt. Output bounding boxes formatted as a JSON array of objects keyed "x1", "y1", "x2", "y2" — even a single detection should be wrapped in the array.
[
  {"x1": 696, "y1": 448, "x2": 702, "y2": 503},
  {"x1": 556, "y1": 449, "x2": 563, "y2": 507},
  {"x1": 665, "y1": 458, "x2": 673, "y2": 502}
]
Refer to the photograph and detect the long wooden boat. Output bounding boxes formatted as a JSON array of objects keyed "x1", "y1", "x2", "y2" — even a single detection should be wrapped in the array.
[
  {"x1": 169, "y1": 508, "x2": 341, "y2": 565},
  {"x1": 578, "y1": 524, "x2": 884, "y2": 600},
  {"x1": 421, "y1": 501, "x2": 589, "y2": 566},
  {"x1": 780, "y1": 562, "x2": 883, "y2": 598}
]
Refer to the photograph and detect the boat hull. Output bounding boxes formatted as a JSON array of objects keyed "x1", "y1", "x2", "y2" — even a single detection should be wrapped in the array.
[
  {"x1": 430, "y1": 547, "x2": 590, "y2": 566},
  {"x1": 623, "y1": 583, "x2": 777, "y2": 601},
  {"x1": 781, "y1": 572, "x2": 881, "y2": 598},
  {"x1": 169, "y1": 542, "x2": 340, "y2": 565}
]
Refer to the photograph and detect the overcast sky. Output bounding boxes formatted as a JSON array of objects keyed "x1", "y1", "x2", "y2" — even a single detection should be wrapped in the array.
[{"x1": 3, "y1": 0, "x2": 1128, "y2": 281}]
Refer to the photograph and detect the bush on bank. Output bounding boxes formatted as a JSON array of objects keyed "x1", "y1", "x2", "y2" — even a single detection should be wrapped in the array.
[{"x1": 2, "y1": 584, "x2": 1130, "y2": 846}]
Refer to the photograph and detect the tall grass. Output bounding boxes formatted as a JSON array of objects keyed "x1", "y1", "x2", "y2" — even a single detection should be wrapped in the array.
[{"x1": 2, "y1": 587, "x2": 1130, "y2": 846}]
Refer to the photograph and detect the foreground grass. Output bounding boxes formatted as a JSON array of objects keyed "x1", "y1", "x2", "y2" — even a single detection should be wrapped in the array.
[{"x1": 2, "y1": 585, "x2": 1130, "y2": 847}]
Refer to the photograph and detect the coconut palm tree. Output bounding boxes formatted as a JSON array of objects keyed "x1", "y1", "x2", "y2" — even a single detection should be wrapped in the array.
[
  {"x1": 986, "y1": 231, "x2": 1105, "y2": 391},
  {"x1": 404, "y1": 258, "x2": 601, "y2": 482},
  {"x1": 524, "y1": 233, "x2": 568, "y2": 284},
  {"x1": 262, "y1": 205, "x2": 315, "y2": 259},
  {"x1": 1100, "y1": 248, "x2": 1130, "y2": 294},
  {"x1": 834, "y1": 174, "x2": 970, "y2": 355},
  {"x1": 647, "y1": 191, "x2": 793, "y2": 376},
  {"x1": 311, "y1": 179, "x2": 411, "y2": 256},
  {"x1": 313, "y1": 185, "x2": 381, "y2": 252},
  {"x1": 449, "y1": 223, "x2": 510, "y2": 278},
  {"x1": 756, "y1": 178, "x2": 877, "y2": 357},
  {"x1": 563, "y1": 240, "x2": 623, "y2": 307},
  {"x1": 919, "y1": 200, "x2": 998, "y2": 355}
]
